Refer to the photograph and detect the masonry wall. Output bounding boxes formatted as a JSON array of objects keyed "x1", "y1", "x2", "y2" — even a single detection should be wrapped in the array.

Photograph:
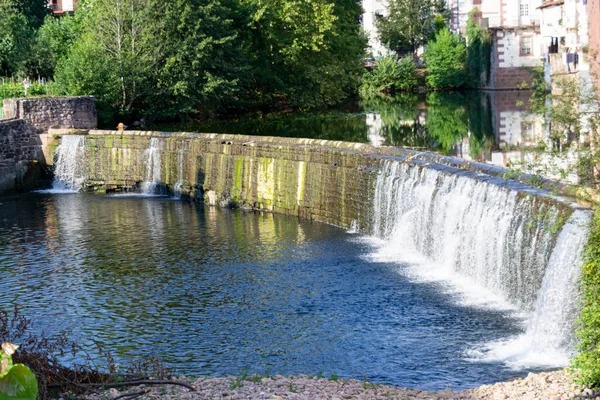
[
  {"x1": 42, "y1": 130, "x2": 593, "y2": 231},
  {"x1": 0, "y1": 120, "x2": 45, "y2": 192},
  {"x1": 0, "y1": 96, "x2": 97, "y2": 194},
  {"x1": 3, "y1": 96, "x2": 97, "y2": 134},
  {"x1": 487, "y1": 29, "x2": 542, "y2": 90}
]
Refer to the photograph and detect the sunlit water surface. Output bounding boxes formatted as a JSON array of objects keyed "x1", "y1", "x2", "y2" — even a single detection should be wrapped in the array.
[{"x1": 0, "y1": 194, "x2": 542, "y2": 390}]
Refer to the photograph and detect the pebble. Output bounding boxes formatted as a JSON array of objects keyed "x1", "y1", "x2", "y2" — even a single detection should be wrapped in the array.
[{"x1": 77, "y1": 369, "x2": 597, "y2": 400}]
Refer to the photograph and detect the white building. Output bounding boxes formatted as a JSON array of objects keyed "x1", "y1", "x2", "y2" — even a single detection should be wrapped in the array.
[
  {"x1": 362, "y1": 0, "x2": 388, "y2": 56},
  {"x1": 48, "y1": 0, "x2": 76, "y2": 15}
]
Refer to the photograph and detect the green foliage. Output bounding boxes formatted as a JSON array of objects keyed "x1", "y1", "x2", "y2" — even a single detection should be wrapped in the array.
[
  {"x1": 48, "y1": 0, "x2": 366, "y2": 122},
  {"x1": 0, "y1": 0, "x2": 34, "y2": 76},
  {"x1": 572, "y1": 206, "x2": 600, "y2": 388},
  {"x1": 375, "y1": 0, "x2": 449, "y2": 55},
  {"x1": 425, "y1": 92, "x2": 468, "y2": 153},
  {"x1": 53, "y1": 34, "x2": 120, "y2": 123},
  {"x1": 0, "y1": 81, "x2": 53, "y2": 101},
  {"x1": 27, "y1": 15, "x2": 83, "y2": 78},
  {"x1": 466, "y1": 10, "x2": 492, "y2": 87},
  {"x1": 424, "y1": 28, "x2": 467, "y2": 89},
  {"x1": 15, "y1": 0, "x2": 50, "y2": 30},
  {"x1": 360, "y1": 57, "x2": 418, "y2": 95},
  {"x1": 0, "y1": 344, "x2": 38, "y2": 400}
]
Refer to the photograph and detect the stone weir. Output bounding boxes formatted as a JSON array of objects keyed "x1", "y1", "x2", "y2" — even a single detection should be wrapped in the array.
[
  {"x1": 46, "y1": 130, "x2": 585, "y2": 229},
  {"x1": 45, "y1": 129, "x2": 594, "y2": 364}
]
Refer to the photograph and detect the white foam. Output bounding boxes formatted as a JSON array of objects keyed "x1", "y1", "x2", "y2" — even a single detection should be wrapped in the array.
[
  {"x1": 368, "y1": 159, "x2": 591, "y2": 370},
  {"x1": 51, "y1": 135, "x2": 86, "y2": 192},
  {"x1": 34, "y1": 189, "x2": 80, "y2": 194}
]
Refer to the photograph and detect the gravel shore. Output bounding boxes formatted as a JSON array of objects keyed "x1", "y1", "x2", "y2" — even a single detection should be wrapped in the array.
[{"x1": 78, "y1": 369, "x2": 600, "y2": 400}]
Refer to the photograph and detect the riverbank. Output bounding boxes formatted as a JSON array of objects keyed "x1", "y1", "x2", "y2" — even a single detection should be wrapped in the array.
[{"x1": 76, "y1": 370, "x2": 599, "y2": 400}]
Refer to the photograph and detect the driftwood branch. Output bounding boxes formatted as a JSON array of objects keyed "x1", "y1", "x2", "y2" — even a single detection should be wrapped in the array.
[
  {"x1": 89, "y1": 379, "x2": 196, "y2": 391},
  {"x1": 111, "y1": 389, "x2": 151, "y2": 400}
]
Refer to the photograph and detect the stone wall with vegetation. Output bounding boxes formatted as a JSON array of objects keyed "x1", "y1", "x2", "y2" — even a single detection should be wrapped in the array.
[
  {"x1": 45, "y1": 130, "x2": 587, "y2": 229},
  {"x1": 0, "y1": 119, "x2": 45, "y2": 193}
]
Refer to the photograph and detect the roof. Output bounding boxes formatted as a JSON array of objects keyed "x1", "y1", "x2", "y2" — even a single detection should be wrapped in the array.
[{"x1": 538, "y1": 0, "x2": 565, "y2": 9}]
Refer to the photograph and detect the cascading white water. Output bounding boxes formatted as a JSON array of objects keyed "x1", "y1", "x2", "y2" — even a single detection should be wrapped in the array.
[
  {"x1": 369, "y1": 159, "x2": 590, "y2": 368},
  {"x1": 48, "y1": 135, "x2": 86, "y2": 192},
  {"x1": 141, "y1": 137, "x2": 165, "y2": 195},
  {"x1": 471, "y1": 210, "x2": 590, "y2": 368},
  {"x1": 173, "y1": 148, "x2": 185, "y2": 198}
]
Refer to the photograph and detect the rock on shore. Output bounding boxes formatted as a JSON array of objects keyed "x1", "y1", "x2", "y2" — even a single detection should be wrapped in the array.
[{"x1": 79, "y1": 369, "x2": 600, "y2": 400}]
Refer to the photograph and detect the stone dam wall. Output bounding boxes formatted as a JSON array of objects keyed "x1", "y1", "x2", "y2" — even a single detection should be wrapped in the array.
[
  {"x1": 45, "y1": 130, "x2": 583, "y2": 230},
  {"x1": 0, "y1": 119, "x2": 44, "y2": 192},
  {"x1": 0, "y1": 96, "x2": 97, "y2": 193}
]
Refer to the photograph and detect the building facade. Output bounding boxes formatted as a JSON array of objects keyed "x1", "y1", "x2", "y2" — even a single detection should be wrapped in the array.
[
  {"x1": 48, "y1": 0, "x2": 77, "y2": 15},
  {"x1": 589, "y1": 0, "x2": 600, "y2": 95},
  {"x1": 362, "y1": 0, "x2": 388, "y2": 56}
]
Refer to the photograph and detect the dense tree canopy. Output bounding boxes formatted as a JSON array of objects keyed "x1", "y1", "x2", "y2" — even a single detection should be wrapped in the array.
[
  {"x1": 0, "y1": 0, "x2": 33, "y2": 76},
  {"x1": 0, "y1": 0, "x2": 365, "y2": 122},
  {"x1": 375, "y1": 0, "x2": 448, "y2": 55}
]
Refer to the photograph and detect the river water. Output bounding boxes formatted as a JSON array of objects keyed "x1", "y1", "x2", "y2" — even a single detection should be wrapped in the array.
[{"x1": 0, "y1": 193, "x2": 552, "y2": 390}]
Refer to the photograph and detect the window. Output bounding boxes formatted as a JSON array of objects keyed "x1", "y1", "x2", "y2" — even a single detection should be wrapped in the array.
[
  {"x1": 520, "y1": 3, "x2": 529, "y2": 17},
  {"x1": 521, "y1": 36, "x2": 532, "y2": 55},
  {"x1": 521, "y1": 122, "x2": 535, "y2": 142}
]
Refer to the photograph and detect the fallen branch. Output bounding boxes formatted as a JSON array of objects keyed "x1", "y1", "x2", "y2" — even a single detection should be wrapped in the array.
[
  {"x1": 89, "y1": 379, "x2": 196, "y2": 391},
  {"x1": 111, "y1": 389, "x2": 151, "y2": 400}
]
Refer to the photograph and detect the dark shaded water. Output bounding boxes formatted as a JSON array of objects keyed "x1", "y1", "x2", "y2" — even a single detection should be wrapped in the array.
[{"x1": 0, "y1": 194, "x2": 530, "y2": 390}]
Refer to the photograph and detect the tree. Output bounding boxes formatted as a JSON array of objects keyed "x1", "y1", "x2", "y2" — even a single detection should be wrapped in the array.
[
  {"x1": 16, "y1": 0, "x2": 50, "y2": 30},
  {"x1": 375, "y1": 0, "x2": 448, "y2": 56},
  {"x1": 0, "y1": 0, "x2": 33, "y2": 76},
  {"x1": 466, "y1": 10, "x2": 492, "y2": 88},
  {"x1": 149, "y1": 0, "x2": 247, "y2": 118},
  {"x1": 360, "y1": 57, "x2": 418, "y2": 95},
  {"x1": 27, "y1": 15, "x2": 83, "y2": 78},
  {"x1": 424, "y1": 28, "x2": 467, "y2": 89},
  {"x1": 242, "y1": 0, "x2": 365, "y2": 108}
]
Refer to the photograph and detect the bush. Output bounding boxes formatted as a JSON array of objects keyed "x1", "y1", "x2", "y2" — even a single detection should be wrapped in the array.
[
  {"x1": 360, "y1": 56, "x2": 418, "y2": 95},
  {"x1": 571, "y1": 206, "x2": 600, "y2": 388},
  {"x1": 424, "y1": 28, "x2": 467, "y2": 89},
  {"x1": 0, "y1": 81, "x2": 53, "y2": 101}
]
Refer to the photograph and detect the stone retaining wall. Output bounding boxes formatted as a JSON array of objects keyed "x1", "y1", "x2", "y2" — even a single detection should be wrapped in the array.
[
  {"x1": 0, "y1": 119, "x2": 45, "y2": 192},
  {"x1": 3, "y1": 96, "x2": 97, "y2": 134}
]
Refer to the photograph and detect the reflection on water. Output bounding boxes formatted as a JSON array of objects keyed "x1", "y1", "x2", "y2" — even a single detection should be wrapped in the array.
[
  {"x1": 0, "y1": 194, "x2": 536, "y2": 390},
  {"x1": 152, "y1": 91, "x2": 581, "y2": 183}
]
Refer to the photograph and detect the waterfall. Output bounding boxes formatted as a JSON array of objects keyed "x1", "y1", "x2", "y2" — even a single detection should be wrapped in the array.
[
  {"x1": 173, "y1": 148, "x2": 185, "y2": 198},
  {"x1": 471, "y1": 210, "x2": 590, "y2": 368},
  {"x1": 370, "y1": 159, "x2": 590, "y2": 367},
  {"x1": 47, "y1": 135, "x2": 86, "y2": 193},
  {"x1": 141, "y1": 138, "x2": 165, "y2": 195}
]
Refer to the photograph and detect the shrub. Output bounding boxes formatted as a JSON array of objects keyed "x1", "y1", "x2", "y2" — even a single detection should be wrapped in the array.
[
  {"x1": 571, "y1": 206, "x2": 600, "y2": 388},
  {"x1": 424, "y1": 28, "x2": 467, "y2": 89},
  {"x1": 360, "y1": 56, "x2": 418, "y2": 95}
]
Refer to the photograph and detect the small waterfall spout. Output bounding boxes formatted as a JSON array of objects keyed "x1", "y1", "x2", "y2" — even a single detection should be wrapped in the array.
[
  {"x1": 141, "y1": 138, "x2": 165, "y2": 195},
  {"x1": 173, "y1": 148, "x2": 185, "y2": 198},
  {"x1": 50, "y1": 135, "x2": 86, "y2": 192}
]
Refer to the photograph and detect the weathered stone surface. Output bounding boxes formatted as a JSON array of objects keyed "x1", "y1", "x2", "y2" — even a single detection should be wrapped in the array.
[
  {"x1": 0, "y1": 119, "x2": 48, "y2": 192},
  {"x1": 3, "y1": 96, "x2": 97, "y2": 133},
  {"x1": 0, "y1": 97, "x2": 97, "y2": 193}
]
